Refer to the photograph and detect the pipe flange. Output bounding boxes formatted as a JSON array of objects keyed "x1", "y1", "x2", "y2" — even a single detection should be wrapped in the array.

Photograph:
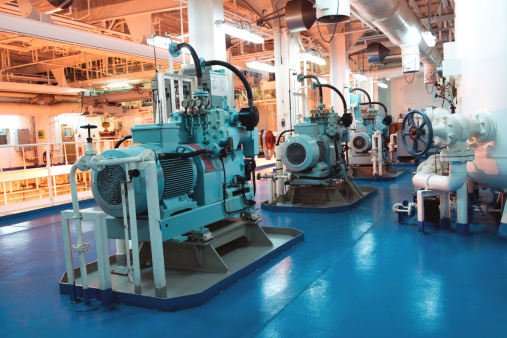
[
  {"x1": 140, "y1": 149, "x2": 156, "y2": 161},
  {"x1": 440, "y1": 149, "x2": 475, "y2": 163},
  {"x1": 433, "y1": 114, "x2": 462, "y2": 147},
  {"x1": 473, "y1": 111, "x2": 496, "y2": 143}
]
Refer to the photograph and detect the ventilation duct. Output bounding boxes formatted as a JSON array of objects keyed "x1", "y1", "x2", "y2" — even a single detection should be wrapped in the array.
[
  {"x1": 315, "y1": 0, "x2": 351, "y2": 23},
  {"x1": 367, "y1": 42, "x2": 390, "y2": 64},
  {"x1": 28, "y1": 0, "x2": 73, "y2": 14},
  {"x1": 350, "y1": 0, "x2": 441, "y2": 83},
  {"x1": 285, "y1": 0, "x2": 316, "y2": 33}
]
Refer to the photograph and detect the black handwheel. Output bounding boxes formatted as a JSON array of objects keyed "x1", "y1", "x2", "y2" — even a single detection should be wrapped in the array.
[
  {"x1": 80, "y1": 124, "x2": 97, "y2": 142},
  {"x1": 401, "y1": 110, "x2": 433, "y2": 157}
]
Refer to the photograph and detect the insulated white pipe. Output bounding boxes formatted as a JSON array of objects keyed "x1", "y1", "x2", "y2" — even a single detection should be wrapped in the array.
[
  {"x1": 69, "y1": 162, "x2": 89, "y2": 301},
  {"x1": 456, "y1": 181, "x2": 468, "y2": 225},
  {"x1": 389, "y1": 133, "x2": 396, "y2": 162},
  {"x1": 275, "y1": 146, "x2": 284, "y2": 197},
  {"x1": 377, "y1": 133, "x2": 382, "y2": 177},
  {"x1": 371, "y1": 134, "x2": 377, "y2": 177},
  {"x1": 413, "y1": 162, "x2": 468, "y2": 191}
]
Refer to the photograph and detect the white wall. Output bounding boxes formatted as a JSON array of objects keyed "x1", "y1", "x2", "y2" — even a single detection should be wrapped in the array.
[{"x1": 389, "y1": 72, "x2": 451, "y2": 118}]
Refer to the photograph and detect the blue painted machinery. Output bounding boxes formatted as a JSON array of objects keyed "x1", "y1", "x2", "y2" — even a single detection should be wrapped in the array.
[
  {"x1": 347, "y1": 87, "x2": 406, "y2": 181},
  {"x1": 59, "y1": 43, "x2": 303, "y2": 312},
  {"x1": 260, "y1": 76, "x2": 376, "y2": 212}
]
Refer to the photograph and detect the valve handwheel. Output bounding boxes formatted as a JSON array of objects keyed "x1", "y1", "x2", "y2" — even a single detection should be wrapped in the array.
[
  {"x1": 80, "y1": 124, "x2": 97, "y2": 142},
  {"x1": 401, "y1": 110, "x2": 433, "y2": 157}
]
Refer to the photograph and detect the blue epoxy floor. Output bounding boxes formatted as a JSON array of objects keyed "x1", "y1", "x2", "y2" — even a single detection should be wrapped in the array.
[{"x1": 1, "y1": 169, "x2": 507, "y2": 337}]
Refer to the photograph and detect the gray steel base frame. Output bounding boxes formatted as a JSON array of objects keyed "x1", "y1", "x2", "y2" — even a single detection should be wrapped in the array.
[
  {"x1": 59, "y1": 219, "x2": 303, "y2": 311},
  {"x1": 261, "y1": 176, "x2": 377, "y2": 212}
]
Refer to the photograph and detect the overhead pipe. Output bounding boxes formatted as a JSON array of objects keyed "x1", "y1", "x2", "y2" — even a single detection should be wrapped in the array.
[{"x1": 350, "y1": 0, "x2": 441, "y2": 82}]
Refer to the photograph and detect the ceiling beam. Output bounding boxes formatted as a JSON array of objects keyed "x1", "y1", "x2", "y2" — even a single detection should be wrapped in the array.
[
  {"x1": 408, "y1": 0, "x2": 423, "y2": 17},
  {"x1": 422, "y1": 13, "x2": 454, "y2": 25},
  {"x1": 75, "y1": 0, "x2": 185, "y2": 23},
  {"x1": 0, "y1": 13, "x2": 182, "y2": 65},
  {"x1": 0, "y1": 82, "x2": 86, "y2": 94}
]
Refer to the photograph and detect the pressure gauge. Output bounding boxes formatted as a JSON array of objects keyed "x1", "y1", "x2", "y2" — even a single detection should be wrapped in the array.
[
  {"x1": 194, "y1": 99, "x2": 202, "y2": 107},
  {"x1": 181, "y1": 100, "x2": 189, "y2": 108},
  {"x1": 187, "y1": 100, "x2": 195, "y2": 108},
  {"x1": 201, "y1": 98, "x2": 210, "y2": 107}
]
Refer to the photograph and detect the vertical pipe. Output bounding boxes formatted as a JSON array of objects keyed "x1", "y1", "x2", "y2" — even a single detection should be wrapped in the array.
[
  {"x1": 69, "y1": 163, "x2": 90, "y2": 304},
  {"x1": 145, "y1": 161, "x2": 167, "y2": 298},
  {"x1": 47, "y1": 144, "x2": 54, "y2": 205},
  {"x1": 268, "y1": 177, "x2": 274, "y2": 205},
  {"x1": 275, "y1": 146, "x2": 284, "y2": 196},
  {"x1": 440, "y1": 191, "x2": 451, "y2": 229},
  {"x1": 417, "y1": 189, "x2": 426, "y2": 233},
  {"x1": 456, "y1": 182, "x2": 469, "y2": 235},
  {"x1": 127, "y1": 168, "x2": 142, "y2": 294},
  {"x1": 378, "y1": 134, "x2": 383, "y2": 177}
]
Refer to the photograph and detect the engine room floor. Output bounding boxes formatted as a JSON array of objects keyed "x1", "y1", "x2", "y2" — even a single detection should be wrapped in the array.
[{"x1": 1, "y1": 167, "x2": 507, "y2": 337}]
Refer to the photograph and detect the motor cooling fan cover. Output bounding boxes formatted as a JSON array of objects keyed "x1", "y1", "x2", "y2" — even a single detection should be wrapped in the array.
[{"x1": 281, "y1": 134, "x2": 321, "y2": 172}]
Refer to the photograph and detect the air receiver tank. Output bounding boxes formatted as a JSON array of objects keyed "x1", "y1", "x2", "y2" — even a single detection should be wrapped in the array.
[{"x1": 455, "y1": 0, "x2": 507, "y2": 191}]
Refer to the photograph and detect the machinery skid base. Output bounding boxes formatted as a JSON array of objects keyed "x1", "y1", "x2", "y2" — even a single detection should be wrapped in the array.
[
  {"x1": 352, "y1": 166, "x2": 408, "y2": 182},
  {"x1": 261, "y1": 186, "x2": 377, "y2": 213},
  {"x1": 59, "y1": 222, "x2": 303, "y2": 311}
]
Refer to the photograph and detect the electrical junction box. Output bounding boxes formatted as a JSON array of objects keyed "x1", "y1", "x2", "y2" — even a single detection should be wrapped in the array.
[{"x1": 37, "y1": 130, "x2": 45, "y2": 140}]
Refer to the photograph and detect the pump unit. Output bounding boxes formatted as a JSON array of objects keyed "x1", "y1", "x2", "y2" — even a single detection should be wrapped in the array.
[
  {"x1": 347, "y1": 88, "x2": 407, "y2": 181},
  {"x1": 260, "y1": 76, "x2": 375, "y2": 212},
  {"x1": 59, "y1": 44, "x2": 302, "y2": 312}
]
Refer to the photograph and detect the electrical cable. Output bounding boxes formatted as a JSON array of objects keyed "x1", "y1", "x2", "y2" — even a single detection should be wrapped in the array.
[
  {"x1": 349, "y1": 87, "x2": 372, "y2": 106},
  {"x1": 276, "y1": 129, "x2": 294, "y2": 145},
  {"x1": 204, "y1": 60, "x2": 254, "y2": 106},
  {"x1": 320, "y1": 83, "x2": 347, "y2": 115},
  {"x1": 173, "y1": 43, "x2": 202, "y2": 85},
  {"x1": 299, "y1": 75, "x2": 323, "y2": 104},
  {"x1": 114, "y1": 135, "x2": 132, "y2": 148}
]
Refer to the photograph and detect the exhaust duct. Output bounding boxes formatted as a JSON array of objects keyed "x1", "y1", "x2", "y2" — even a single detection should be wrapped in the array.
[{"x1": 351, "y1": 0, "x2": 441, "y2": 83}]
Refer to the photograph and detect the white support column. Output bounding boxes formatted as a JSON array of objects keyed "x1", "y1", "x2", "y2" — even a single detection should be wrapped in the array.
[
  {"x1": 274, "y1": 28, "x2": 301, "y2": 132},
  {"x1": 330, "y1": 34, "x2": 348, "y2": 114},
  {"x1": 187, "y1": 0, "x2": 226, "y2": 61}
]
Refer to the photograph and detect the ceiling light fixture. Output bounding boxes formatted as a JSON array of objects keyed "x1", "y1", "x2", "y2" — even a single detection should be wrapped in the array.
[
  {"x1": 246, "y1": 61, "x2": 275, "y2": 73},
  {"x1": 301, "y1": 52, "x2": 327, "y2": 66},
  {"x1": 147, "y1": 35, "x2": 191, "y2": 53},
  {"x1": 422, "y1": 31, "x2": 436, "y2": 47},
  {"x1": 353, "y1": 73, "x2": 369, "y2": 82},
  {"x1": 377, "y1": 82, "x2": 388, "y2": 88},
  {"x1": 215, "y1": 20, "x2": 264, "y2": 44}
]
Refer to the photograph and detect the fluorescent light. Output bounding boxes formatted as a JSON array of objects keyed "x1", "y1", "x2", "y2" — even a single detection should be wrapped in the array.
[
  {"x1": 146, "y1": 35, "x2": 171, "y2": 49},
  {"x1": 106, "y1": 81, "x2": 133, "y2": 89},
  {"x1": 246, "y1": 61, "x2": 275, "y2": 73},
  {"x1": 301, "y1": 52, "x2": 326, "y2": 66},
  {"x1": 422, "y1": 31, "x2": 436, "y2": 47},
  {"x1": 215, "y1": 21, "x2": 264, "y2": 44},
  {"x1": 147, "y1": 35, "x2": 191, "y2": 54},
  {"x1": 377, "y1": 82, "x2": 388, "y2": 88},
  {"x1": 353, "y1": 73, "x2": 369, "y2": 82}
]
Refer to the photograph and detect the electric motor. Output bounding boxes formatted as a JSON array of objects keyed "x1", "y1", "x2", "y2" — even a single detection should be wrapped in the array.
[
  {"x1": 281, "y1": 134, "x2": 326, "y2": 172},
  {"x1": 351, "y1": 132, "x2": 372, "y2": 153},
  {"x1": 91, "y1": 145, "x2": 197, "y2": 217}
]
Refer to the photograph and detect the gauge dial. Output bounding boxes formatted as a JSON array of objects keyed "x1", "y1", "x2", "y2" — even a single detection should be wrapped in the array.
[
  {"x1": 181, "y1": 100, "x2": 188, "y2": 108},
  {"x1": 194, "y1": 99, "x2": 202, "y2": 107},
  {"x1": 187, "y1": 99, "x2": 195, "y2": 108},
  {"x1": 201, "y1": 98, "x2": 210, "y2": 107}
]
